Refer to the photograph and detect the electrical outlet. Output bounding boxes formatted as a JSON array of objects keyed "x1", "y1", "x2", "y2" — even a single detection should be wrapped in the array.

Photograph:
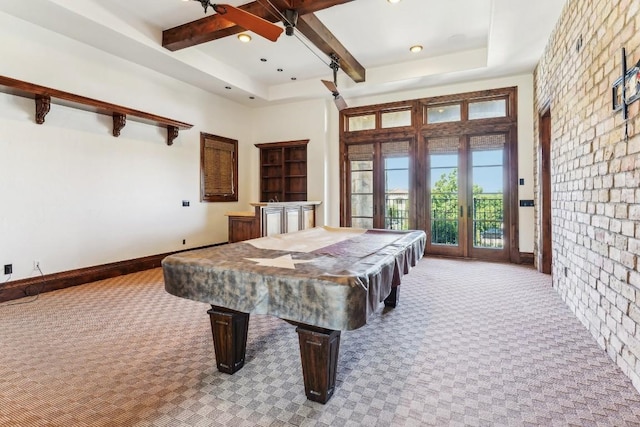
[
  {"x1": 34, "y1": 260, "x2": 40, "y2": 270},
  {"x1": 4, "y1": 264, "x2": 12, "y2": 275}
]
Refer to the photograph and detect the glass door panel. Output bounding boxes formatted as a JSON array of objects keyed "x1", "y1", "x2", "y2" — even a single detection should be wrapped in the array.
[
  {"x1": 347, "y1": 141, "x2": 410, "y2": 230},
  {"x1": 471, "y1": 149, "x2": 504, "y2": 249},
  {"x1": 350, "y1": 160, "x2": 374, "y2": 228},
  {"x1": 468, "y1": 133, "x2": 508, "y2": 260},
  {"x1": 430, "y1": 153, "x2": 460, "y2": 246},
  {"x1": 384, "y1": 156, "x2": 409, "y2": 230}
]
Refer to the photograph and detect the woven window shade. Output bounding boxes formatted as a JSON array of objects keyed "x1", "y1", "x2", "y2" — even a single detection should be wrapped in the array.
[
  {"x1": 381, "y1": 140, "x2": 409, "y2": 156},
  {"x1": 204, "y1": 139, "x2": 234, "y2": 195},
  {"x1": 347, "y1": 144, "x2": 374, "y2": 161},
  {"x1": 470, "y1": 134, "x2": 506, "y2": 150},
  {"x1": 427, "y1": 136, "x2": 460, "y2": 154}
]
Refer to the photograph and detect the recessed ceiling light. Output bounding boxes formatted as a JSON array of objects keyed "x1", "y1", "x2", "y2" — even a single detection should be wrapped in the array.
[
  {"x1": 409, "y1": 45, "x2": 423, "y2": 53},
  {"x1": 237, "y1": 33, "x2": 252, "y2": 43},
  {"x1": 277, "y1": 68, "x2": 283, "y2": 72},
  {"x1": 260, "y1": 58, "x2": 267, "y2": 62},
  {"x1": 387, "y1": 0, "x2": 401, "y2": 3},
  {"x1": 291, "y1": 77, "x2": 297, "y2": 81}
]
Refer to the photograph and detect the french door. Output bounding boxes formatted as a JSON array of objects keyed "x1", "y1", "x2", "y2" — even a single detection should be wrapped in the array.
[
  {"x1": 347, "y1": 140, "x2": 412, "y2": 230},
  {"x1": 426, "y1": 132, "x2": 510, "y2": 260}
]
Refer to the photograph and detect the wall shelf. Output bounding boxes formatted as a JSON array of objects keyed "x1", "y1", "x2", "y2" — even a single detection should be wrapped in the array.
[
  {"x1": 0, "y1": 75, "x2": 193, "y2": 145},
  {"x1": 255, "y1": 140, "x2": 309, "y2": 202}
]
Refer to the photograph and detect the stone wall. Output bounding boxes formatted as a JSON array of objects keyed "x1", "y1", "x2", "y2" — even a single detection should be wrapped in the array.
[{"x1": 534, "y1": 0, "x2": 640, "y2": 391}]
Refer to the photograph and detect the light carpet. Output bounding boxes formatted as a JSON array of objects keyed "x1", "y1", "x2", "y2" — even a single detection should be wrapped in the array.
[{"x1": 1, "y1": 258, "x2": 639, "y2": 426}]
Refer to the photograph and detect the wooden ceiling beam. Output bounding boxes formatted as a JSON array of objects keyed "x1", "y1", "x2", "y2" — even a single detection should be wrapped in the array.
[
  {"x1": 162, "y1": 0, "x2": 355, "y2": 50},
  {"x1": 295, "y1": 13, "x2": 365, "y2": 83},
  {"x1": 162, "y1": 0, "x2": 364, "y2": 83},
  {"x1": 163, "y1": 2, "x2": 274, "y2": 51}
]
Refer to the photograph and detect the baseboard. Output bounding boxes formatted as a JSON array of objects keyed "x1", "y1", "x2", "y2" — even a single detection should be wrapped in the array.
[
  {"x1": 0, "y1": 243, "x2": 225, "y2": 303},
  {"x1": 519, "y1": 252, "x2": 534, "y2": 265}
]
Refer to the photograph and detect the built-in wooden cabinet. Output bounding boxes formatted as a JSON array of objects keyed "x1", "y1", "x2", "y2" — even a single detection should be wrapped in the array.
[
  {"x1": 225, "y1": 201, "x2": 320, "y2": 243},
  {"x1": 255, "y1": 140, "x2": 308, "y2": 202}
]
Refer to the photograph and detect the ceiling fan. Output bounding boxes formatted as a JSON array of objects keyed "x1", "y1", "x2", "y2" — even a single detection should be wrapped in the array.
[
  {"x1": 321, "y1": 54, "x2": 348, "y2": 111},
  {"x1": 193, "y1": 1, "x2": 283, "y2": 42}
]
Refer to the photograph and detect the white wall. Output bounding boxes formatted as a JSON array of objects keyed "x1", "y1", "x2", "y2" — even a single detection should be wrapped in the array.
[{"x1": 0, "y1": 12, "x2": 251, "y2": 280}]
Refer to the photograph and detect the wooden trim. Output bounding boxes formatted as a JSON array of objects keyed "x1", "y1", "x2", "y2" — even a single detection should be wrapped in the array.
[
  {"x1": 0, "y1": 243, "x2": 224, "y2": 303},
  {"x1": 539, "y1": 106, "x2": 552, "y2": 273},
  {"x1": 508, "y1": 122, "x2": 521, "y2": 263},
  {"x1": 519, "y1": 252, "x2": 535, "y2": 265},
  {"x1": 254, "y1": 139, "x2": 309, "y2": 149}
]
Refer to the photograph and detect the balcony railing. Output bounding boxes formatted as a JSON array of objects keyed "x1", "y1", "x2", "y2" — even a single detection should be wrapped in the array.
[
  {"x1": 473, "y1": 194, "x2": 503, "y2": 248},
  {"x1": 385, "y1": 194, "x2": 409, "y2": 230},
  {"x1": 430, "y1": 194, "x2": 458, "y2": 245},
  {"x1": 430, "y1": 193, "x2": 503, "y2": 247}
]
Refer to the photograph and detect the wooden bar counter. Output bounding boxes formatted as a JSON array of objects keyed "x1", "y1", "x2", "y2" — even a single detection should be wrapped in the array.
[{"x1": 225, "y1": 201, "x2": 321, "y2": 243}]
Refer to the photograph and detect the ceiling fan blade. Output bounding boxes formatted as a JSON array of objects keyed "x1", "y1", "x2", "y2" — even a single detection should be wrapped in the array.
[
  {"x1": 213, "y1": 4, "x2": 283, "y2": 42},
  {"x1": 334, "y1": 95, "x2": 348, "y2": 111},
  {"x1": 321, "y1": 79, "x2": 338, "y2": 94}
]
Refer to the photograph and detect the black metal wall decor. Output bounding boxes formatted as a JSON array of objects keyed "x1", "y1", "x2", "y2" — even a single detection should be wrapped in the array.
[{"x1": 612, "y1": 48, "x2": 640, "y2": 139}]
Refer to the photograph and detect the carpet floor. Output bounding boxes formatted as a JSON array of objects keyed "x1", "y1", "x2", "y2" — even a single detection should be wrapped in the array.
[{"x1": 1, "y1": 257, "x2": 640, "y2": 426}]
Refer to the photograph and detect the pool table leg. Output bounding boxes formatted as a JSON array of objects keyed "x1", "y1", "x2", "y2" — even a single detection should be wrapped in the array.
[
  {"x1": 384, "y1": 286, "x2": 400, "y2": 307},
  {"x1": 207, "y1": 305, "x2": 249, "y2": 374},
  {"x1": 296, "y1": 325, "x2": 341, "y2": 404}
]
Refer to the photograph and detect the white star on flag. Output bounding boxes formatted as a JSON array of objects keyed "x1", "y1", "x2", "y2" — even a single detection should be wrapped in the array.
[{"x1": 244, "y1": 254, "x2": 314, "y2": 270}]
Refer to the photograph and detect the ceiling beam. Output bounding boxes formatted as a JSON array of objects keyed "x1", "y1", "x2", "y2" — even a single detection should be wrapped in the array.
[
  {"x1": 295, "y1": 13, "x2": 365, "y2": 83},
  {"x1": 162, "y1": 0, "x2": 364, "y2": 83},
  {"x1": 163, "y1": 0, "x2": 354, "y2": 51}
]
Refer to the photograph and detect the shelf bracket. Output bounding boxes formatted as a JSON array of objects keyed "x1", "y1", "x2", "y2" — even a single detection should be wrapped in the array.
[
  {"x1": 167, "y1": 125, "x2": 179, "y2": 146},
  {"x1": 112, "y1": 113, "x2": 126, "y2": 137},
  {"x1": 35, "y1": 95, "x2": 51, "y2": 124}
]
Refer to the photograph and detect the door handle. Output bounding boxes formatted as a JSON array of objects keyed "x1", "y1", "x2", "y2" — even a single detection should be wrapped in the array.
[{"x1": 460, "y1": 206, "x2": 463, "y2": 217}]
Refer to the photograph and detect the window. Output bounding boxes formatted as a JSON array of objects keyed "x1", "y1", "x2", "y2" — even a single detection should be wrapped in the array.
[
  {"x1": 200, "y1": 133, "x2": 238, "y2": 202},
  {"x1": 348, "y1": 114, "x2": 376, "y2": 131},
  {"x1": 426, "y1": 104, "x2": 461, "y2": 123},
  {"x1": 469, "y1": 99, "x2": 507, "y2": 119},
  {"x1": 381, "y1": 109, "x2": 412, "y2": 128},
  {"x1": 340, "y1": 87, "x2": 518, "y2": 262}
]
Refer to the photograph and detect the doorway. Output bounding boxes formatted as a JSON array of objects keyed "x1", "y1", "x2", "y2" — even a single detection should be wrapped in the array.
[
  {"x1": 539, "y1": 109, "x2": 552, "y2": 273},
  {"x1": 426, "y1": 133, "x2": 510, "y2": 260},
  {"x1": 346, "y1": 140, "x2": 412, "y2": 230}
]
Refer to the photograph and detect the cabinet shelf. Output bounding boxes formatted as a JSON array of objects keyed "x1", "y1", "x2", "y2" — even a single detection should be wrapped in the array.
[{"x1": 0, "y1": 75, "x2": 192, "y2": 145}]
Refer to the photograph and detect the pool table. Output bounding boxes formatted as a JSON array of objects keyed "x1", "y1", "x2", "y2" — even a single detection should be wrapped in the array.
[{"x1": 162, "y1": 226, "x2": 425, "y2": 403}]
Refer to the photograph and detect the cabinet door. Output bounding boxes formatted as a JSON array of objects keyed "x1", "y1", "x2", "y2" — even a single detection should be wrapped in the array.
[
  {"x1": 302, "y1": 205, "x2": 315, "y2": 230},
  {"x1": 285, "y1": 206, "x2": 301, "y2": 233},
  {"x1": 262, "y1": 207, "x2": 284, "y2": 236},
  {"x1": 228, "y1": 216, "x2": 258, "y2": 243}
]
